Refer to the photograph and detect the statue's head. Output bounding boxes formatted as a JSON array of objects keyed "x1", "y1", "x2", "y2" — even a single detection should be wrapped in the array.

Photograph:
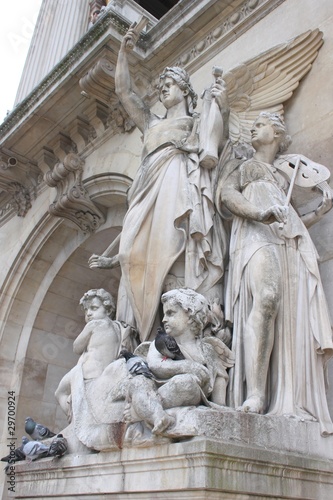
[
  {"x1": 80, "y1": 288, "x2": 116, "y2": 320},
  {"x1": 253, "y1": 112, "x2": 292, "y2": 154},
  {"x1": 161, "y1": 288, "x2": 208, "y2": 337},
  {"x1": 159, "y1": 67, "x2": 198, "y2": 114}
]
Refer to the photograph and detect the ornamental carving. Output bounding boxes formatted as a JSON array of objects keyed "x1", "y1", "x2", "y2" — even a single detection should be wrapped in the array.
[
  {"x1": 0, "y1": 152, "x2": 42, "y2": 217},
  {"x1": 80, "y1": 58, "x2": 135, "y2": 134},
  {"x1": 44, "y1": 152, "x2": 105, "y2": 233}
]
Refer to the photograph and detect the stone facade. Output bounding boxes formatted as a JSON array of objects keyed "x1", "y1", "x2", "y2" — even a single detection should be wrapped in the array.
[{"x1": 1, "y1": 0, "x2": 333, "y2": 498}]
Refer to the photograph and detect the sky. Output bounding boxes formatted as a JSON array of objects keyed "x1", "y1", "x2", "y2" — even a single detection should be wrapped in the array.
[{"x1": 0, "y1": 0, "x2": 43, "y2": 123}]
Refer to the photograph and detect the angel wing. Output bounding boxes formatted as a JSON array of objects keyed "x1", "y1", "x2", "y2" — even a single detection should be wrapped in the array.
[
  {"x1": 134, "y1": 341, "x2": 151, "y2": 360},
  {"x1": 201, "y1": 336, "x2": 235, "y2": 369},
  {"x1": 224, "y1": 29, "x2": 323, "y2": 145}
]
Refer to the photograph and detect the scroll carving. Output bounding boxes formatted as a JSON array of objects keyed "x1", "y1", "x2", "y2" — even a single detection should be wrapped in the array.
[
  {"x1": 44, "y1": 153, "x2": 105, "y2": 233},
  {"x1": 80, "y1": 58, "x2": 135, "y2": 134}
]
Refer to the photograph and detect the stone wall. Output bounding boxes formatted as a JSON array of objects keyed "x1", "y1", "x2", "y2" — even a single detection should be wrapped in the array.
[{"x1": 1, "y1": 0, "x2": 333, "y2": 497}]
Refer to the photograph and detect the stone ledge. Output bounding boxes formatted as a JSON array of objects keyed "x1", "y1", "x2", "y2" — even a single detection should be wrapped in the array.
[{"x1": 11, "y1": 412, "x2": 333, "y2": 499}]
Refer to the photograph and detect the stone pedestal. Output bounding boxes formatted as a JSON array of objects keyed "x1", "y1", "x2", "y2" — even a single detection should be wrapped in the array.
[{"x1": 10, "y1": 412, "x2": 333, "y2": 499}]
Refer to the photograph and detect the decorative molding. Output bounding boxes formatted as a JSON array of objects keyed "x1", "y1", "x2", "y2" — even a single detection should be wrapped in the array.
[
  {"x1": 44, "y1": 153, "x2": 105, "y2": 233},
  {"x1": 107, "y1": 98, "x2": 136, "y2": 134},
  {"x1": 0, "y1": 151, "x2": 42, "y2": 217},
  {"x1": 174, "y1": 0, "x2": 284, "y2": 70},
  {"x1": 0, "y1": 1, "x2": 284, "y2": 141},
  {"x1": 0, "y1": 10, "x2": 132, "y2": 138},
  {"x1": 80, "y1": 58, "x2": 116, "y2": 103},
  {"x1": 79, "y1": 58, "x2": 135, "y2": 135}
]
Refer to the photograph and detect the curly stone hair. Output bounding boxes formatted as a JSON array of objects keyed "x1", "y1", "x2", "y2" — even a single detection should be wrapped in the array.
[
  {"x1": 161, "y1": 288, "x2": 208, "y2": 337},
  {"x1": 159, "y1": 66, "x2": 198, "y2": 114},
  {"x1": 79, "y1": 288, "x2": 116, "y2": 319},
  {"x1": 257, "y1": 111, "x2": 292, "y2": 154}
]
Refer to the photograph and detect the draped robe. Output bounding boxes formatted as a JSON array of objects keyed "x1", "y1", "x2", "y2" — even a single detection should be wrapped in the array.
[
  {"x1": 225, "y1": 158, "x2": 333, "y2": 435},
  {"x1": 117, "y1": 114, "x2": 225, "y2": 341}
]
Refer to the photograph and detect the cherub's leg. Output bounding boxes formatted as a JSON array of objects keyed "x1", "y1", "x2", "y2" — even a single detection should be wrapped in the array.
[
  {"x1": 55, "y1": 371, "x2": 72, "y2": 421},
  {"x1": 158, "y1": 374, "x2": 202, "y2": 409},
  {"x1": 127, "y1": 377, "x2": 175, "y2": 435}
]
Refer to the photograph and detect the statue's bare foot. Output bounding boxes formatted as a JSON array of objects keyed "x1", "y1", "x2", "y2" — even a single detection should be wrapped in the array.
[
  {"x1": 237, "y1": 396, "x2": 264, "y2": 414},
  {"x1": 152, "y1": 414, "x2": 175, "y2": 435}
]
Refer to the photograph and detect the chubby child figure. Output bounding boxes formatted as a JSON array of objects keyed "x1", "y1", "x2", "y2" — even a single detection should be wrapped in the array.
[
  {"x1": 55, "y1": 289, "x2": 123, "y2": 421},
  {"x1": 125, "y1": 288, "x2": 234, "y2": 437},
  {"x1": 73, "y1": 289, "x2": 121, "y2": 380}
]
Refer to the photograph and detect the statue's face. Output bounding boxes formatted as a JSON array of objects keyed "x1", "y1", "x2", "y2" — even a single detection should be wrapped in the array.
[
  {"x1": 250, "y1": 117, "x2": 276, "y2": 149},
  {"x1": 162, "y1": 301, "x2": 190, "y2": 338},
  {"x1": 159, "y1": 77, "x2": 186, "y2": 109},
  {"x1": 84, "y1": 297, "x2": 108, "y2": 323}
]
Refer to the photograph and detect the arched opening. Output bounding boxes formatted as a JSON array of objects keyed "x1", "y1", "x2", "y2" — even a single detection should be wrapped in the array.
[{"x1": 0, "y1": 179, "x2": 130, "y2": 444}]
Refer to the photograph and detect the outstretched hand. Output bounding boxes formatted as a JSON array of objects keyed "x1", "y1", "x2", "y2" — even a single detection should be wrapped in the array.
[{"x1": 88, "y1": 254, "x2": 120, "y2": 269}]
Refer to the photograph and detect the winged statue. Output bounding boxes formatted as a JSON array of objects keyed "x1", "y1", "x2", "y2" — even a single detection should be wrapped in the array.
[{"x1": 202, "y1": 29, "x2": 327, "y2": 201}]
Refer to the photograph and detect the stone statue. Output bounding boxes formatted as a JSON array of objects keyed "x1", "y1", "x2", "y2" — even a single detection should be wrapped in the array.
[
  {"x1": 54, "y1": 287, "x2": 233, "y2": 451},
  {"x1": 88, "y1": 24, "x2": 229, "y2": 342},
  {"x1": 55, "y1": 289, "x2": 132, "y2": 450},
  {"x1": 122, "y1": 288, "x2": 234, "y2": 443},
  {"x1": 216, "y1": 112, "x2": 333, "y2": 435},
  {"x1": 88, "y1": 28, "x2": 324, "y2": 349}
]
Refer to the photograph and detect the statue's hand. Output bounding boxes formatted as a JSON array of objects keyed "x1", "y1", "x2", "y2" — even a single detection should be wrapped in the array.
[
  {"x1": 121, "y1": 27, "x2": 138, "y2": 53},
  {"x1": 315, "y1": 188, "x2": 332, "y2": 218},
  {"x1": 211, "y1": 81, "x2": 229, "y2": 111},
  {"x1": 173, "y1": 137, "x2": 199, "y2": 154},
  {"x1": 88, "y1": 254, "x2": 119, "y2": 269},
  {"x1": 259, "y1": 204, "x2": 288, "y2": 224}
]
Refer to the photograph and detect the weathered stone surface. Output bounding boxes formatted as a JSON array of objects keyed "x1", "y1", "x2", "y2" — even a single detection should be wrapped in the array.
[{"x1": 12, "y1": 427, "x2": 333, "y2": 499}]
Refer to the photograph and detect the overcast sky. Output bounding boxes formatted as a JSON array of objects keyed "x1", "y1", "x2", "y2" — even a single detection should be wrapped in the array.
[{"x1": 0, "y1": 0, "x2": 43, "y2": 123}]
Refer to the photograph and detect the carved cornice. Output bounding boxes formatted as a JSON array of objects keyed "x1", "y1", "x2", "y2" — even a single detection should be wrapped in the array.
[
  {"x1": 79, "y1": 57, "x2": 135, "y2": 135},
  {"x1": 0, "y1": 10, "x2": 133, "y2": 138},
  {"x1": 44, "y1": 152, "x2": 105, "y2": 234},
  {"x1": 174, "y1": 0, "x2": 286, "y2": 71},
  {"x1": 0, "y1": 1, "x2": 285, "y2": 140},
  {"x1": 0, "y1": 150, "x2": 43, "y2": 218}
]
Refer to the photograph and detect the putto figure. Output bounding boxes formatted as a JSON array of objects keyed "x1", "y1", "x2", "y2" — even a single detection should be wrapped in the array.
[
  {"x1": 217, "y1": 112, "x2": 333, "y2": 435},
  {"x1": 123, "y1": 288, "x2": 234, "y2": 439},
  {"x1": 55, "y1": 289, "x2": 131, "y2": 450}
]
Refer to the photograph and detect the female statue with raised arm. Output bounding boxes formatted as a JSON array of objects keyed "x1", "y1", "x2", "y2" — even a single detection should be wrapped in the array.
[
  {"x1": 89, "y1": 25, "x2": 229, "y2": 342},
  {"x1": 217, "y1": 112, "x2": 333, "y2": 435}
]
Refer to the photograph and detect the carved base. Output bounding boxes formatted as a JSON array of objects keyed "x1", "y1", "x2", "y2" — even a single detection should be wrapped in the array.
[{"x1": 11, "y1": 412, "x2": 333, "y2": 499}]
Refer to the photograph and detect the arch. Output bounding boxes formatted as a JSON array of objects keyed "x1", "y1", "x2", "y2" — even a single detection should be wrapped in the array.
[{"x1": 0, "y1": 174, "x2": 131, "y2": 460}]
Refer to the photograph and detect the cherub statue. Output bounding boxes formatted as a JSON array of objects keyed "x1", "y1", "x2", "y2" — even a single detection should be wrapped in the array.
[
  {"x1": 216, "y1": 111, "x2": 333, "y2": 436},
  {"x1": 55, "y1": 289, "x2": 132, "y2": 450},
  {"x1": 122, "y1": 288, "x2": 234, "y2": 441}
]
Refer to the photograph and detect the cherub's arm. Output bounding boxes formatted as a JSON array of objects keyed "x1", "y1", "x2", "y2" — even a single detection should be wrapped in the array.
[
  {"x1": 147, "y1": 342, "x2": 210, "y2": 386},
  {"x1": 73, "y1": 323, "x2": 93, "y2": 355}
]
